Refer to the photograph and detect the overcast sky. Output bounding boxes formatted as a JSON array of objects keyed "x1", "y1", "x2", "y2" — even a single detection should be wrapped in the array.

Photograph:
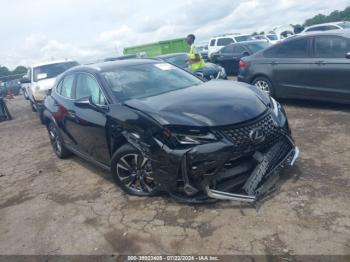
[{"x1": 1, "y1": 0, "x2": 349, "y2": 68}]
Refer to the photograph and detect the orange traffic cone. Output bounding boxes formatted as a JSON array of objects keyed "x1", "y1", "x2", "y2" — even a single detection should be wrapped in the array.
[{"x1": 6, "y1": 90, "x2": 14, "y2": 99}]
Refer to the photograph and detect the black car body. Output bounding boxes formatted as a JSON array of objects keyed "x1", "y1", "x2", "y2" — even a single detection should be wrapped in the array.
[
  {"x1": 211, "y1": 40, "x2": 271, "y2": 75},
  {"x1": 43, "y1": 59, "x2": 299, "y2": 203},
  {"x1": 238, "y1": 30, "x2": 350, "y2": 104},
  {"x1": 157, "y1": 53, "x2": 227, "y2": 80}
]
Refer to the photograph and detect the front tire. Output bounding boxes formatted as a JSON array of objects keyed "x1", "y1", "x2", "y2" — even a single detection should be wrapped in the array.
[
  {"x1": 111, "y1": 144, "x2": 160, "y2": 196},
  {"x1": 252, "y1": 76, "x2": 274, "y2": 96},
  {"x1": 30, "y1": 101, "x2": 37, "y2": 112},
  {"x1": 47, "y1": 122, "x2": 71, "y2": 159}
]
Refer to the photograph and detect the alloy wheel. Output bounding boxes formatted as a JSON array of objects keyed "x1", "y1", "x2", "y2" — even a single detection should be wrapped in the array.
[
  {"x1": 48, "y1": 124, "x2": 62, "y2": 154},
  {"x1": 254, "y1": 80, "x2": 270, "y2": 93},
  {"x1": 116, "y1": 153, "x2": 156, "y2": 194}
]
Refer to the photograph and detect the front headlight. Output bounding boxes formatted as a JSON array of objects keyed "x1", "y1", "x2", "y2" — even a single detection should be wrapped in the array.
[
  {"x1": 270, "y1": 97, "x2": 280, "y2": 117},
  {"x1": 173, "y1": 132, "x2": 218, "y2": 145}
]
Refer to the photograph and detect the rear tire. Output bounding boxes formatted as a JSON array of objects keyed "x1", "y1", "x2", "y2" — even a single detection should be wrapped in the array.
[
  {"x1": 23, "y1": 90, "x2": 29, "y2": 100},
  {"x1": 111, "y1": 143, "x2": 160, "y2": 197},
  {"x1": 252, "y1": 76, "x2": 274, "y2": 96},
  {"x1": 30, "y1": 101, "x2": 37, "y2": 112},
  {"x1": 47, "y1": 122, "x2": 71, "y2": 159}
]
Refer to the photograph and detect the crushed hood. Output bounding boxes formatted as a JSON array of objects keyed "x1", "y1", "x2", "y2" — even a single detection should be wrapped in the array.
[{"x1": 124, "y1": 80, "x2": 269, "y2": 127}]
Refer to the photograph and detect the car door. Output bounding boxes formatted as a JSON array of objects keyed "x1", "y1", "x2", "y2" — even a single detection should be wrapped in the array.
[
  {"x1": 269, "y1": 36, "x2": 313, "y2": 98},
  {"x1": 307, "y1": 35, "x2": 350, "y2": 102},
  {"x1": 53, "y1": 74, "x2": 78, "y2": 148},
  {"x1": 214, "y1": 45, "x2": 235, "y2": 74},
  {"x1": 68, "y1": 73, "x2": 110, "y2": 165}
]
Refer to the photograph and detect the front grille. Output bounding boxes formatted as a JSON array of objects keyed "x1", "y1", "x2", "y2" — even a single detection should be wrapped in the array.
[{"x1": 216, "y1": 113, "x2": 282, "y2": 154}]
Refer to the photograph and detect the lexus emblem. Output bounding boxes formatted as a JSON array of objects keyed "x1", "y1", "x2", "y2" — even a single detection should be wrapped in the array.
[{"x1": 249, "y1": 128, "x2": 265, "y2": 143}]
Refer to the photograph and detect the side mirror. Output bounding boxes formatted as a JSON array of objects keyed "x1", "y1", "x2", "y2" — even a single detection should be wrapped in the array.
[
  {"x1": 346, "y1": 52, "x2": 350, "y2": 59},
  {"x1": 20, "y1": 77, "x2": 31, "y2": 84},
  {"x1": 74, "y1": 96, "x2": 108, "y2": 113}
]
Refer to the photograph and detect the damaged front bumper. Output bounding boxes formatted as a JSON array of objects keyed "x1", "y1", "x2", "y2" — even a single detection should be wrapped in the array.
[{"x1": 150, "y1": 112, "x2": 300, "y2": 203}]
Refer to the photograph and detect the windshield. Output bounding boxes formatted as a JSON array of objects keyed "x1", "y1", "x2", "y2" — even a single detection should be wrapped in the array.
[
  {"x1": 162, "y1": 54, "x2": 188, "y2": 68},
  {"x1": 103, "y1": 63, "x2": 203, "y2": 101},
  {"x1": 235, "y1": 35, "x2": 254, "y2": 42},
  {"x1": 338, "y1": 21, "x2": 350, "y2": 29},
  {"x1": 266, "y1": 34, "x2": 278, "y2": 40},
  {"x1": 246, "y1": 42, "x2": 270, "y2": 53},
  {"x1": 33, "y1": 61, "x2": 78, "y2": 82}
]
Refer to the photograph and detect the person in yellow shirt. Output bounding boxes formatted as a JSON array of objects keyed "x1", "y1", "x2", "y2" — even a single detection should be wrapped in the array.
[{"x1": 186, "y1": 34, "x2": 205, "y2": 71}]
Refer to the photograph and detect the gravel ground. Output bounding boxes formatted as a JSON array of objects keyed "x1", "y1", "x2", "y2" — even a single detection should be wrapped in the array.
[{"x1": 0, "y1": 94, "x2": 349, "y2": 256}]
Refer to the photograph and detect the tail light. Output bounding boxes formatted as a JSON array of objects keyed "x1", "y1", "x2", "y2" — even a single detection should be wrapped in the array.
[{"x1": 239, "y1": 60, "x2": 248, "y2": 69}]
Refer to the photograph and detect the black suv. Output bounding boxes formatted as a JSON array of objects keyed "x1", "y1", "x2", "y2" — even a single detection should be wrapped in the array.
[
  {"x1": 43, "y1": 59, "x2": 299, "y2": 203},
  {"x1": 238, "y1": 30, "x2": 350, "y2": 104}
]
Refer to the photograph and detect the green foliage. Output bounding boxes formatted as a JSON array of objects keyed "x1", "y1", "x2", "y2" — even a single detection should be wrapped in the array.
[
  {"x1": 0, "y1": 66, "x2": 27, "y2": 82},
  {"x1": 304, "y1": 6, "x2": 350, "y2": 27}
]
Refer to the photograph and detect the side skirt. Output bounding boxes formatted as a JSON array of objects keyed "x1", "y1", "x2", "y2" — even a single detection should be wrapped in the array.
[{"x1": 66, "y1": 145, "x2": 111, "y2": 172}]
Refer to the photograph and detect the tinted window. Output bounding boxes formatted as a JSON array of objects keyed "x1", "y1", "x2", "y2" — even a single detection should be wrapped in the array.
[
  {"x1": 60, "y1": 75, "x2": 75, "y2": 99},
  {"x1": 102, "y1": 63, "x2": 202, "y2": 102},
  {"x1": 220, "y1": 45, "x2": 234, "y2": 53},
  {"x1": 210, "y1": 39, "x2": 216, "y2": 46},
  {"x1": 217, "y1": 38, "x2": 234, "y2": 46},
  {"x1": 233, "y1": 45, "x2": 246, "y2": 53},
  {"x1": 163, "y1": 54, "x2": 188, "y2": 68},
  {"x1": 314, "y1": 36, "x2": 349, "y2": 58},
  {"x1": 276, "y1": 38, "x2": 309, "y2": 58},
  {"x1": 76, "y1": 74, "x2": 106, "y2": 105},
  {"x1": 235, "y1": 35, "x2": 253, "y2": 42},
  {"x1": 33, "y1": 61, "x2": 78, "y2": 82},
  {"x1": 245, "y1": 42, "x2": 270, "y2": 53},
  {"x1": 306, "y1": 25, "x2": 338, "y2": 32},
  {"x1": 338, "y1": 21, "x2": 350, "y2": 29},
  {"x1": 266, "y1": 34, "x2": 278, "y2": 41}
]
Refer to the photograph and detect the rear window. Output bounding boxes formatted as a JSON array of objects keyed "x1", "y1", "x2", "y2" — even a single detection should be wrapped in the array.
[
  {"x1": 235, "y1": 35, "x2": 253, "y2": 42},
  {"x1": 245, "y1": 42, "x2": 270, "y2": 53},
  {"x1": 217, "y1": 38, "x2": 234, "y2": 46},
  {"x1": 266, "y1": 34, "x2": 278, "y2": 41},
  {"x1": 338, "y1": 21, "x2": 350, "y2": 29}
]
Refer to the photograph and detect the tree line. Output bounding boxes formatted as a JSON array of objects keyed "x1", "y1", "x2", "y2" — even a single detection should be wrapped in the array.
[{"x1": 0, "y1": 66, "x2": 27, "y2": 82}]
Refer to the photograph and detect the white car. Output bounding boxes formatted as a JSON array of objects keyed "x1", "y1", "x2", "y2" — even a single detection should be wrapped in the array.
[
  {"x1": 208, "y1": 34, "x2": 253, "y2": 59},
  {"x1": 252, "y1": 34, "x2": 279, "y2": 44},
  {"x1": 301, "y1": 21, "x2": 350, "y2": 33},
  {"x1": 21, "y1": 60, "x2": 78, "y2": 117}
]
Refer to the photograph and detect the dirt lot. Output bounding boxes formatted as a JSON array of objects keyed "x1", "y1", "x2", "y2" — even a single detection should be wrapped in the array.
[{"x1": 0, "y1": 94, "x2": 349, "y2": 256}]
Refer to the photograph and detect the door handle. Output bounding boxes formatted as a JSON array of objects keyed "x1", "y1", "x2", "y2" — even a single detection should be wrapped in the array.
[
  {"x1": 68, "y1": 110, "x2": 76, "y2": 118},
  {"x1": 270, "y1": 61, "x2": 277, "y2": 66},
  {"x1": 315, "y1": 60, "x2": 326, "y2": 65}
]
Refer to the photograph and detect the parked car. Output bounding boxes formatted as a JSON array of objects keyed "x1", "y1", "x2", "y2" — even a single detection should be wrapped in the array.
[
  {"x1": 21, "y1": 60, "x2": 79, "y2": 121},
  {"x1": 42, "y1": 59, "x2": 299, "y2": 203},
  {"x1": 301, "y1": 21, "x2": 350, "y2": 33},
  {"x1": 196, "y1": 41, "x2": 209, "y2": 61},
  {"x1": 208, "y1": 34, "x2": 254, "y2": 58},
  {"x1": 238, "y1": 30, "x2": 350, "y2": 104},
  {"x1": 157, "y1": 53, "x2": 227, "y2": 80},
  {"x1": 253, "y1": 34, "x2": 279, "y2": 44},
  {"x1": 211, "y1": 40, "x2": 271, "y2": 75},
  {"x1": 2, "y1": 79, "x2": 22, "y2": 96},
  {"x1": 104, "y1": 54, "x2": 138, "y2": 61}
]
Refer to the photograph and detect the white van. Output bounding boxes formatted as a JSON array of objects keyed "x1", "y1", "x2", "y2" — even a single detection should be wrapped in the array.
[{"x1": 208, "y1": 34, "x2": 253, "y2": 58}]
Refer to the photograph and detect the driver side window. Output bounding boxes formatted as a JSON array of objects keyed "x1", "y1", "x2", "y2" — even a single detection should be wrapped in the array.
[{"x1": 76, "y1": 74, "x2": 107, "y2": 105}]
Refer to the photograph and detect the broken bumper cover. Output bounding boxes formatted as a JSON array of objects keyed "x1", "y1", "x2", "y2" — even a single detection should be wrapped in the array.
[
  {"x1": 205, "y1": 144, "x2": 299, "y2": 202},
  {"x1": 150, "y1": 112, "x2": 300, "y2": 203}
]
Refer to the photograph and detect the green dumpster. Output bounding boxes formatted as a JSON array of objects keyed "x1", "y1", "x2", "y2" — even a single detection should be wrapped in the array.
[{"x1": 123, "y1": 38, "x2": 190, "y2": 57}]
